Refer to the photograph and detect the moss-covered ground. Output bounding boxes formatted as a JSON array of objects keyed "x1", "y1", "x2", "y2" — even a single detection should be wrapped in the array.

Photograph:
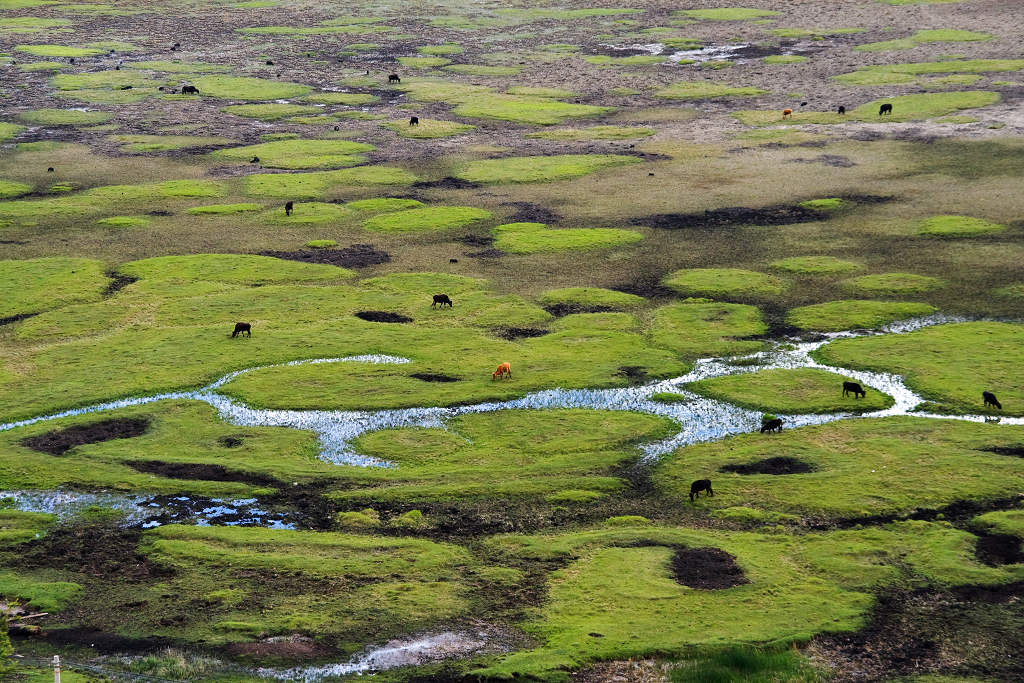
[{"x1": 687, "y1": 368, "x2": 894, "y2": 414}]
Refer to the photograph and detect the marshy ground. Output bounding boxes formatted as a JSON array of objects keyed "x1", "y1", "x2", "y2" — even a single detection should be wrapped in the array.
[{"x1": 1, "y1": 0, "x2": 1024, "y2": 680}]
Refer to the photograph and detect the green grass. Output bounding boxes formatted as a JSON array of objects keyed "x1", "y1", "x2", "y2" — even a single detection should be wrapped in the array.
[
  {"x1": 131, "y1": 60, "x2": 230, "y2": 73},
  {"x1": 15, "y1": 43, "x2": 103, "y2": 57},
  {"x1": 526, "y1": 125, "x2": 655, "y2": 141},
  {"x1": 16, "y1": 108, "x2": 113, "y2": 125},
  {"x1": 735, "y1": 92, "x2": 1001, "y2": 125},
  {"x1": 799, "y1": 197, "x2": 849, "y2": 211},
  {"x1": 52, "y1": 71, "x2": 158, "y2": 91},
  {"x1": 763, "y1": 55, "x2": 808, "y2": 64},
  {"x1": 396, "y1": 56, "x2": 451, "y2": 68},
  {"x1": 971, "y1": 510, "x2": 1024, "y2": 540},
  {"x1": 109, "y1": 134, "x2": 234, "y2": 152},
  {"x1": 537, "y1": 287, "x2": 645, "y2": 310},
  {"x1": 0, "y1": 509, "x2": 54, "y2": 548},
  {"x1": 832, "y1": 70, "x2": 918, "y2": 86},
  {"x1": 455, "y1": 154, "x2": 642, "y2": 183},
  {"x1": 687, "y1": 368, "x2": 894, "y2": 414},
  {"x1": 916, "y1": 214, "x2": 1006, "y2": 237},
  {"x1": 994, "y1": 283, "x2": 1024, "y2": 300},
  {"x1": 842, "y1": 273, "x2": 946, "y2": 294},
  {"x1": 656, "y1": 81, "x2": 767, "y2": 100},
  {"x1": 302, "y1": 92, "x2": 378, "y2": 105},
  {"x1": 786, "y1": 300, "x2": 937, "y2": 332},
  {"x1": 492, "y1": 222, "x2": 643, "y2": 253},
  {"x1": 507, "y1": 86, "x2": 575, "y2": 98},
  {"x1": 669, "y1": 648, "x2": 823, "y2": 683},
  {"x1": 584, "y1": 55, "x2": 664, "y2": 67},
  {"x1": 120, "y1": 253, "x2": 353, "y2": 284},
  {"x1": 345, "y1": 198, "x2": 423, "y2": 213},
  {"x1": 186, "y1": 203, "x2": 263, "y2": 215},
  {"x1": 221, "y1": 103, "x2": 319, "y2": 120},
  {"x1": 664, "y1": 268, "x2": 788, "y2": 298},
  {"x1": 362, "y1": 206, "x2": 492, "y2": 233},
  {"x1": 0, "y1": 257, "x2": 109, "y2": 318},
  {"x1": 208, "y1": 139, "x2": 374, "y2": 169},
  {"x1": 855, "y1": 29, "x2": 991, "y2": 52},
  {"x1": 769, "y1": 256, "x2": 862, "y2": 275},
  {"x1": 0, "y1": 122, "x2": 24, "y2": 142},
  {"x1": 0, "y1": 17, "x2": 71, "y2": 33},
  {"x1": 17, "y1": 60, "x2": 67, "y2": 72},
  {"x1": 243, "y1": 166, "x2": 417, "y2": 199},
  {"x1": 0, "y1": 570, "x2": 82, "y2": 612},
  {"x1": 418, "y1": 43, "x2": 463, "y2": 55},
  {"x1": 262, "y1": 201, "x2": 353, "y2": 225},
  {"x1": 97, "y1": 215, "x2": 150, "y2": 228},
  {"x1": 675, "y1": 8, "x2": 780, "y2": 21},
  {"x1": 382, "y1": 118, "x2": 475, "y2": 138},
  {"x1": 648, "y1": 301, "x2": 766, "y2": 359},
  {"x1": 839, "y1": 59, "x2": 1024, "y2": 83},
  {"x1": 191, "y1": 75, "x2": 312, "y2": 100},
  {"x1": 443, "y1": 63, "x2": 523, "y2": 76},
  {"x1": 922, "y1": 74, "x2": 983, "y2": 88},
  {"x1": 454, "y1": 94, "x2": 612, "y2": 125},
  {"x1": 305, "y1": 239, "x2": 337, "y2": 248},
  {"x1": 0, "y1": 179, "x2": 32, "y2": 199},
  {"x1": 814, "y1": 322, "x2": 1024, "y2": 416}
]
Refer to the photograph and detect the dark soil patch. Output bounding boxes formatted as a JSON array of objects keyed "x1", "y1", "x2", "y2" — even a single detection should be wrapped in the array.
[
  {"x1": 639, "y1": 204, "x2": 826, "y2": 230},
  {"x1": 102, "y1": 273, "x2": 138, "y2": 297},
  {"x1": 979, "y1": 445, "x2": 1024, "y2": 457},
  {"x1": 355, "y1": 310, "x2": 412, "y2": 323},
  {"x1": 20, "y1": 417, "x2": 151, "y2": 455},
  {"x1": 28, "y1": 628, "x2": 173, "y2": 654},
  {"x1": 612, "y1": 278, "x2": 675, "y2": 299},
  {"x1": 543, "y1": 303, "x2": 613, "y2": 317},
  {"x1": 18, "y1": 519, "x2": 163, "y2": 580},
  {"x1": 466, "y1": 248, "x2": 506, "y2": 259},
  {"x1": 670, "y1": 547, "x2": 748, "y2": 589},
  {"x1": 457, "y1": 234, "x2": 494, "y2": 247},
  {"x1": 493, "y1": 327, "x2": 549, "y2": 340},
  {"x1": 410, "y1": 372, "x2": 460, "y2": 382},
  {"x1": 412, "y1": 177, "x2": 480, "y2": 190},
  {"x1": 787, "y1": 154, "x2": 856, "y2": 168},
  {"x1": 719, "y1": 456, "x2": 816, "y2": 475},
  {"x1": 616, "y1": 365, "x2": 649, "y2": 385},
  {"x1": 0, "y1": 312, "x2": 37, "y2": 326},
  {"x1": 126, "y1": 460, "x2": 280, "y2": 486},
  {"x1": 259, "y1": 244, "x2": 391, "y2": 268},
  {"x1": 218, "y1": 435, "x2": 244, "y2": 448},
  {"x1": 147, "y1": 209, "x2": 172, "y2": 216},
  {"x1": 823, "y1": 496, "x2": 1024, "y2": 531},
  {"x1": 227, "y1": 638, "x2": 325, "y2": 660},
  {"x1": 500, "y1": 201, "x2": 561, "y2": 224},
  {"x1": 975, "y1": 534, "x2": 1024, "y2": 566},
  {"x1": 586, "y1": 44, "x2": 658, "y2": 57}
]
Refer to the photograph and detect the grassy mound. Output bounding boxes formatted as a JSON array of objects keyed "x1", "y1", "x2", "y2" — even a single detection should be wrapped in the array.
[
  {"x1": 15, "y1": 44, "x2": 103, "y2": 57},
  {"x1": 191, "y1": 75, "x2": 312, "y2": 100},
  {"x1": 221, "y1": 103, "x2": 319, "y2": 120},
  {"x1": 119, "y1": 254, "x2": 353, "y2": 284},
  {"x1": 110, "y1": 135, "x2": 234, "y2": 152},
  {"x1": 814, "y1": 322, "x2": 1024, "y2": 415},
  {"x1": 0, "y1": 123, "x2": 25, "y2": 142},
  {"x1": 687, "y1": 368, "x2": 894, "y2": 414},
  {"x1": 663, "y1": 268, "x2": 788, "y2": 298},
  {"x1": 17, "y1": 109, "x2": 113, "y2": 126},
  {"x1": 763, "y1": 55, "x2": 808, "y2": 64},
  {"x1": 648, "y1": 301, "x2": 766, "y2": 359},
  {"x1": 362, "y1": 206, "x2": 492, "y2": 233},
  {"x1": 0, "y1": 180, "x2": 32, "y2": 199},
  {"x1": 397, "y1": 56, "x2": 451, "y2": 68},
  {"x1": 345, "y1": 198, "x2": 423, "y2": 213},
  {"x1": 656, "y1": 81, "x2": 767, "y2": 100},
  {"x1": 769, "y1": 256, "x2": 862, "y2": 275},
  {"x1": 856, "y1": 29, "x2": 991, "y2": 52},
  {"x1": 443, "y1": 64, "x2": 523, "y2": 76},
  {"x1": 842, "y1": 273, "x2": 946, "y2": 294},
  {"x1": 455, "y1": 154, "x2": 642, "y2": 183},
  {"x1": 492, "y1": 222, "x2": 644, "y2": 253},
  {"x1": 916, "y1": 215, "x2": 1006, "y2": 237},
  {"x1": 0, "y1": 257, "x2": 109, "y2": 318},
  {"x1": 786, "y1": 300, "x2": 937, "y2": 331},
  {"x1": 526, "y1": 126, "x2": 655, "y2": 141},
  {"x1": 537, "y1": 287, "x2": 645, "y2": 311},
  {"x1": 186, "y1": 203, "x2": 263, "y2": 215},
  {"x1": 97, "y1": 215, "x2": 150, "y2": 228},
  {"x1": 262, "y1": 201, "x2": 352, "y2": 224},
  {"x1": 972, "y1": 510, "x2": 1024, "y2": 540},
  {"x1": 418, "y1": 44, "x2": 463, "y2": 55},
  {"x1": 382, "y1": 118, "x2": 475, "y2": 138},
  {"x1": 209, "y1": 139, "x2": 374, "y2": 169}
]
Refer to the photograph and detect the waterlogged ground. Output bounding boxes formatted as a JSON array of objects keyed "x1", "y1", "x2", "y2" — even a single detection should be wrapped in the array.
[{"x1": 2, "y1": 0, "x2": 1024, "y2": 680}]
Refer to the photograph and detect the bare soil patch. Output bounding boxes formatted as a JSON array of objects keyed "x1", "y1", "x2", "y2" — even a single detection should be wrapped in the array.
[
  {"x1": 412, "y1": 177, "x2": 479, "y2": 190},
  {"x1": 501, "y1": 201, "x2": 561, "y2": 224},
  {"x1": 466, "y1": 248, "x2": 506, "y2": 259},
  {"x1": 409, "y1": 372, "x2": 460, "y2": 382},
  {"x1": 260, "y1": 244, "x2": 391, "y2": 268},
  {"x1": 27, "y1": 628, "x2": 173, "y2": 654},
  {"x1": 544, "y1": 303, "x2": 614, "y2": 317},
  {"x1": 493, "y1": 327, "x2": 549, "y2": 340},
  {"x1": 616, "y1": 365, "x2": 649, "y2": 385},
  {"x1": 670, "y1": 547, "x2": 748, "y2": 590},
  {"x1": 355, "y1": 311, "x2": 413, "y2": 323},
  {"x1": 0, "y1": 312, "x2": 38, "y2": 326},
  {"x1": 20, "y1": 417, "x2": 151, "y2": 455},
  {"x1": 639, "y1": 204, "x2": 826, "y2": 231},
  {"x1": 719, "y1": 456, "x2": 816, "y2": 475},
  {"x1": 126, "y1": 460, "x2": 280, "y2": 486},
  {"x1": 979, "y1": 445, "x2": 1024, "y2": 457},
  {"x1": 103, "y1": 273, "x2": 139, "y2": 297},
  {"x1": 975, "y1": 534, "x2": 1024, "y2": 567}
]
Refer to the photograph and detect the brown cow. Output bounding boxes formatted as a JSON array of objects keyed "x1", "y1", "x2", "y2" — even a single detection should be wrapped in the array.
[
  {"x1": 492, "y1": 362, "x2": 512, "y2": 380},
  {"x1": 782, "y1": 108, "x2": 793, "y2": 119}
]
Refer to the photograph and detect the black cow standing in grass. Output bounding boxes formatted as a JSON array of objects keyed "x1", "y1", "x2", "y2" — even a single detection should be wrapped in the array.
[
  {"x1": 760, "y1": 418, "x2": 783, "y2": 433},
  {"x1": 409, "y1": 116, "x2": 419, "y2": 126},
  {"x1": 838, "y1": 106, "x2": 846, "y2": 115},
  {"x1": 843, "y1": 381, "x2": 866, "y2": 398},
  {"x1": 879, "y1": 103, "x2": 893, "y2": 116},
  {"x1": 180, "y1": 85, "x2": 199, "y2": 95},
  {"x1": 983, "y1": 391, "x2": 1002, "y2": 410},
  {"x1": 285, "y1": 201, "x2": 294, "y2": 216},
  {"x1": 388, "y1": 73, "x2": 401, "y2": 83},
  {"x1": 432, "y1": 294, "x2": 453, "y2": 308},
  {"x1": 690, "y1": 479, "x2": 713, "y2": 502},
  {"x1": 231, "y1": 322, "x2": 251, "y2": 338}
]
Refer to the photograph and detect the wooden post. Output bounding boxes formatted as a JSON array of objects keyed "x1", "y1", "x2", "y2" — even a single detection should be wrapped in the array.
[{"x1": 52, "y1": 654, "x2": 60, "y2": 683}]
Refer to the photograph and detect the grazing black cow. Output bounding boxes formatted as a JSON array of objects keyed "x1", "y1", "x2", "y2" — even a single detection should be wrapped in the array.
[
  {"x1": 334, "y1": 126, "x2": 340, "y2": 131},
  {"x1": 983, "y1": 391, "x2": 1002, "y2": 410},
  {"x1": 120, "y1": 85, "x2": 132, "y2": 90},
  {"x1": 180, "y1": 85, "x2": 199, "y2": 95},
  {"x1": 449, "y1": 258, "x2": 458, "y2": 264},
  {"x1": 388, "y1": 73, "x2": 401, "y2": 83},
  {"x1": 879, "y1": 103, "x2": 893, "y2": 116},
  {"x1": 760, "y1": 418, "x2": 783, "y2": 433},
  {"x1": 432, "y1": 294, "x2": 453, "y2": 308},
  {"x1": 266, "y1": 60, "x2": 274, "y2": 65},
  {"x1": 231, "y1": 322, "x2": 251, "y2": 338},
  {"x1": 843, "y1": 381, "x2": 866, "y2": 399},
  {"x1": 69, "y1": 58, "x2": 75, "y2": 64},
  {"x1": 46, "y1": 167, "x2": 54, "y2": 173},
  {"x1": 250, "y1": 156, "x2": 260, "y2": 163},
  {"x1": 800, "y1": 101, "x2": 808, "y2": 107},
  {"x1": 409, "y1": 116, "x2": 419, "y2": 126},
  {"x1": 690, "y1": 479, "x2": 713, "y2": 502},
  {"x1": 838, "y1": 105, "x2": 846, "y2": 115},
  {"x1": 285, "y1": 201, "x2": 294, "y2": 216}
]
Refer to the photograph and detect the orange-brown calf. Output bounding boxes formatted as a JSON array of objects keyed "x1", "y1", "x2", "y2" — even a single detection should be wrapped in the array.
[
  {"x1": 782, "y1": 108, "x2": 793, "y2": 119},
  {"x1": 492, "y1": 362, "x2": 512, "y2": 380}
]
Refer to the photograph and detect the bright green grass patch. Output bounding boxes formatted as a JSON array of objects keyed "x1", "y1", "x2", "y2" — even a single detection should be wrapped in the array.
[
  {"x1": 85, "y1": 179, "x2": 225, "y2": 201},
  {"x1": 302, "y1": 91, "x2": 378, "y2": 105},
  {"x1": 16, "y1": 108, "x2": 112, "y2": 125},
  {"x1": 787, "y1": 300, "x2": 937, "y2": 332},
  {"x1": 832, "y1": 70, "x2": 918, "y2": 86},
  {"x1": 443, "y1": 63, "x2": 523, "y2": 76},
  {"x1": 664, "y1": 268, "x2": 788, "y2": 298},
  {"x1": 208, "y1": 139, "x2": 374, "y2": 170},
  {"x1": 0, "y1": 510, "x2": 54, "y2": 548},
  {"x1": 14, "y1": 44, "x2": 102, "y2": 57},
  {"x1": 186, "y1": 203, "x2": 263, "y2": 215},
  {"x1": 583, "y1": 55, "x2": 663, "y2": 67},
  {"x1": 537, "y1": 287, "x2": 645, "y2": 311},
  {"x1": 418, "y1": 43, "x2": 463, "y2": 55},
  {"x1": 736, "y1": 91, "x2": 1001, "y2": 125},
  {"x1": 345, "y1": 197, "x2": 422, "y2": 213},
  {"x1": 262, "y1": 201, "x2": 352, "y2": 225},
  {"x1": 648, "y1": 301, "x2": 766, "y2": 359},
  {"x1": 687, "y1": 368, "x2": 894, "y2": 414},
  {"x1": 362, "y1": 206, "x2": 492, "y2": 233},
  {"x1": 56, "y1": 88, "x2": 157, "y2": 105},
  {"x1": 657, "y1": 416, "x2": 1024, "y2": 518},
  {"x1": 763, "y1": 55, "x2": 808, "y2": 64},
  {"x1": 769, "y1": 256, "x2": 862, "y2": 275},
  {"x1": 669, "y1": 648, "x2": 823, "y2": 683},
  {"x1": 650, "y1": 392, "x2": 689, "y2": 404},
  {"x1": 131, "y1": 60, "x2": 230, "y2": 73},
  {"x1": 551, "y1": 312, "x2": 638, "y2": 333},
  {"x1": 97, "y1": 215, "x2": 150, "y2": 228},
  {"x1": 382, "y1": 118, "x2": 475, "y2": 139},
  {"x1": 0, "y1": 257, "x2": 108, "y2": 318},
  {"x1": 453, "y1": 94, "x2": 612, "y2": 124},
  {"x1": 492, "y1": 222, "x2": 643, "y2": 253},
  {"x1": 17, "y1": 60, "x2": 66, "y2": 71},
  {"x1": 0, "y1": 180, "x2": 32, "y2": 199},
  {"x1": 0, "y1": 122, "x2": 24, "y2": 141},
  {"x1": 0, "y1": 17, "x2": 70, "y2": 33},
  {"x1": 305, "y1": 239, "x2": 337, "y2": 248},
  {"x1": 243, "y1": 166, "x2": 417, "y2": 199},
  {"x1": 656, "y1": 81, "x2": 767, "y2": 100},
  {"x1": 842, "y1": 273, "x2": 946, "y2": 294},
  {"x1": 799, "y1": 197, "x2": 848, "y2": 211},
  {"x1": 456, "y1": 154, "x2": 641, "y2": 184},
  {"x1": 506, "y1": 86, "x2": 575, "y2": 98},
  {"x1": 971, "y1": 510, "x2": 1024, "y2": 540},
  {"x1": 52, "y1": 71, "x2": 154, "y2": 91},
  {"x1": 922, "y1": 74, "x2": 983, "y2": 88},
  {"x1": 526, "y1": 125, "x2": 654, "y2": 141},
  {"x1": 0, "y1": 0, "x2": 54, "y2": 8},
  {"x1": 397, "y1": 56, "x2": 451, "y2": 68},
  {"x1": 110, "y1": 134, "x2": 234, "y2": 152},
  {"x1": 120, "y1": 253, "x2": 353, "y2": 284},
  {"x1": 676, "y1": 8, "x2": 779, "y2": 21},
  {"x1": 916, "y1": 214, "x2": 1006, "y2": 237},
  {"x1": 842, "y1": 59, "x2": 1024, "y2": 80},
  {"x1": 191, "y1": 75, "x2": 311, "y2": 100},
  {"x1": 856, "y1": 29, "x2": 991, "y2": 52},
  {"x1": 815, "y1": 322, "x2": 1024, "y2": 415},
  {"x1": 0, "y1": 571, "x2": 82, "y2": 612}
]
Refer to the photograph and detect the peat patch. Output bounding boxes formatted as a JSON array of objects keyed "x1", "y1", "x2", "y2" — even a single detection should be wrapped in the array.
[
  {"x1": 457, "y1": 234, "x2": 494, "y2": 247},
  {"x1": 494, "y1": 327, "x2": 549, "y2": 340},
  {"x1": 103, "y1": 273, "x2": 138, "y2": 296},
  {"x1": 671, "y1": 547, "x2": 748, "y2": 589},
  {"x1": 355, "y1": 311, "x2": 412, "y2": 323},
  {"x1": 612, "y1": 278, "x2": 675, "y2": 299},
  {"x1": 31, "y1": 628, "x2": 172, "y2": 653},
  {"x1": 639, "y1": 204, "x2": 826, "y2": 230},
  {"x1": 616, "y1": 365, "x2": 649, "y2": 385},
  {"x1": 218, "y1": 435, "x2": 244, "y2": 448},
  {"x1": 413, "y1": 177, "x2": 479, "y2": 190},
  {"x1": 0, "y1": 312, "x2": 37, "y2": 326},
  {"x1": 126, "y1": 460, "x2": 280, "y2": 486},
  {"x1": 260, "y1": 244, "x2": 391, "y2": 268},
  {"x1": 20, "y1": 417, "x2": 151, "y2": 455},
  {"x1": 719, "y1": 456, "x2": 816, "y2": 475},
  {"x1": 979, "y1": 445, "x2": 1024, "y2": 457},
  {"x1": 975, "y1": 534, "x2": 1024, "y2": 566},
  {"x1": 543, "y1": 303, "x2": 613, "y2": 317},
  {"x1": 501, "y1": 201, "x2": 561, "y2": 224},
  {"x1": 410, "y1": 372, "x2": 460, "y2": 383}
]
